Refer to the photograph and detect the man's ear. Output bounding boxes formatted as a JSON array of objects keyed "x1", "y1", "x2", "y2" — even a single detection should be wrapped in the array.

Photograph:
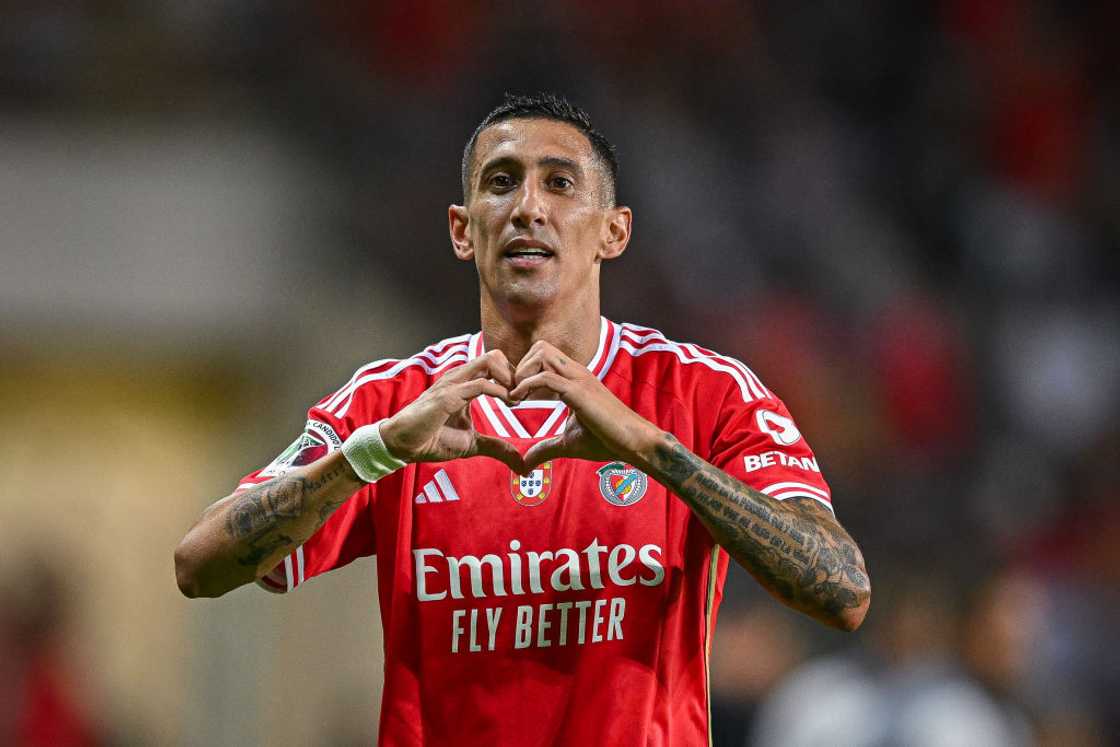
[
  {"x1": 597, "y1": 206, "x2": 632, "y2": 261},
  {"x1": 449, "y1": 204, "x2": 473, "y2": 260}
]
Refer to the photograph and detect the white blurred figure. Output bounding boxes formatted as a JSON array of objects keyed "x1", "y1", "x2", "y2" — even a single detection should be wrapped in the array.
[{"x1": 751, "y1": 571, "x2": 1040, "y2": 747}]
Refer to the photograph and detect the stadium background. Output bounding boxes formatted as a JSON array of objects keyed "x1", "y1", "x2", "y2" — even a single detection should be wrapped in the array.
[{"x1": 1, "y1": 2, "x2": 1116, "y2": 745}]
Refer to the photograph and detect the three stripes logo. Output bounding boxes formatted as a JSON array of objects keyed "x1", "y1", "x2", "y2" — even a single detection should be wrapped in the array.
[{"x1": 414, "y1": 469, "x2": 461, "y2": 505}]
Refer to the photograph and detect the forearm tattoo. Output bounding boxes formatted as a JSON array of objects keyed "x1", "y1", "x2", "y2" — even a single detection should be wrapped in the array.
[
  {"x1": 224, "y1": 461, "x2": 352, "y2": 567},
  {"x1": 650, "y1": 435, "x2": 869, "y2": 620}
]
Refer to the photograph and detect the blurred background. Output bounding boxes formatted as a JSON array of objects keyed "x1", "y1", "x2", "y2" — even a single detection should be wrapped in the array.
[{"x1": 1, "y1": 1, "x2": 1117, "y2": 745}]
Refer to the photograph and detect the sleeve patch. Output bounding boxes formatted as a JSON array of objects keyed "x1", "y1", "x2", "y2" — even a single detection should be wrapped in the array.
[
  {"x1": 755, "y1": 409, "x2": 802, "y2": 446},
  {"x1": 260, "y1": 419, "x2": 342, "y2": 478},
  {"x1": 255, "y1": 563, "x2": 289, "y2": 593}
]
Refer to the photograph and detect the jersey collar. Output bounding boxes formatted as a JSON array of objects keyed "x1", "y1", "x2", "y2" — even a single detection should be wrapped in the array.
[
  {"x1": 468, "y1": 317, "x2": 621, "y2": 439},
  {"x1": 467, "y1": 316, "x2": 620, "y2": 381}
]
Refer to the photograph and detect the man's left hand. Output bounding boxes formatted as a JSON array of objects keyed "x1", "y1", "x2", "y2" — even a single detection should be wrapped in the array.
[{"x1": 509, "y1": 340, "x2": 663, "y2": 474}]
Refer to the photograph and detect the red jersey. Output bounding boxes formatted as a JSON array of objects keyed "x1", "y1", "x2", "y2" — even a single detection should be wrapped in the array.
[{"x1": 237, "y1": 318, "x2": 833, "y2": 746}]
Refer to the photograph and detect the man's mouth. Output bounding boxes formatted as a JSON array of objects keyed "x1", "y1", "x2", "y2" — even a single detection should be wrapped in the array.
[{"x1": 502, "y1": 238, "x2": 555, "y2": 265}]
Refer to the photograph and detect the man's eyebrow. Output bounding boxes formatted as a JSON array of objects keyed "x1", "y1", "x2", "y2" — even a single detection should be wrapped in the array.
[
  {"x1": 537, "y1": 156, "x2": 584, "y2": 177},
  {"x1": 477, "y1": 155, "x2": 519, "y2": 179},
  {"x1": 477, "y1": 155, "x2": 586, "y2": 180}
]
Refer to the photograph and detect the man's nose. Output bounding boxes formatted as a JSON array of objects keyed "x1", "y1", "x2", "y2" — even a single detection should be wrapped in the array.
[{"x1": 510, "y1": 180, "x2": 546, "y2": 228}]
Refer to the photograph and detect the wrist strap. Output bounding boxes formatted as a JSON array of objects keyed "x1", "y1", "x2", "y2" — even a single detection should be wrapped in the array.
[{"x1": 342, "y1": 420, "x2": 407, "y2": 483}]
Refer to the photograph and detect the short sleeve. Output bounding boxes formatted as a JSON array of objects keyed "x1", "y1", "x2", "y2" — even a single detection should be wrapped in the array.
[
  {"x1": 708, "y1": 388, "x2": 834, "y2": 514},
  {"x1": 233, "y1": 402, "x2": 378, "y2": 594}
]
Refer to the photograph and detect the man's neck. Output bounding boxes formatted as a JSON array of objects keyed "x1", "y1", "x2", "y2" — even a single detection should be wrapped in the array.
[{"x1": 480, "y1": 297, "x2": 602, "y2": 369}]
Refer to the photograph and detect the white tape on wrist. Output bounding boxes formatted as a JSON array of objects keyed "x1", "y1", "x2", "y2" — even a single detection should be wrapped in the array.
[{"x1": 341, "y1": 420, "x2": 407, "y2": 483}]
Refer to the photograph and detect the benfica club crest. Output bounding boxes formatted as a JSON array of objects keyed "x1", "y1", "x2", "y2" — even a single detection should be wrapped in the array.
[
  {"x1": 597, "y1": 462, "x2": 648, "y2": 507},
  {"x1": 511, "y1": 462, "x2": 552, "y2": 507}
]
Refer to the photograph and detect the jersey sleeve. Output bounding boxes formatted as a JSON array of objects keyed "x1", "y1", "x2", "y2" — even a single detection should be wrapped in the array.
[
  {"x1": 707, "y1": 385, "x2": 834, "y2": 514},
  {"x1": 233, "y1": 399, "x2": 378, "y2": 594}
]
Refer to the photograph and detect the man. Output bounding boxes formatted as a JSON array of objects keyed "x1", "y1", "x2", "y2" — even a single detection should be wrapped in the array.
[{"x1": 175, "y1": 92, "x2": 870, "y2": 745}]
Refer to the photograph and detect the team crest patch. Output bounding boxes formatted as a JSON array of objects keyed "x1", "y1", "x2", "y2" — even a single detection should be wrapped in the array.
[
  {"x1": 597, "y1": 462, "x2": 648, "y2": 507},
  {"x1": 511, "y1": 462, "x2": 552, "y2": 507}
]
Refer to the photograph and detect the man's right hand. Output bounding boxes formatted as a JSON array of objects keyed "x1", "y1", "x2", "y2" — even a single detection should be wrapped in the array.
[{"x1": 379, "y1": 350, "x2": 524, "y2": 473}]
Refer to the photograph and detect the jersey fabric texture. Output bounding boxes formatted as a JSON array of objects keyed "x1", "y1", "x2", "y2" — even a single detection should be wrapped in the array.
[{"x1": 237, "y1": 318, "x2": 833, "y2": 746}]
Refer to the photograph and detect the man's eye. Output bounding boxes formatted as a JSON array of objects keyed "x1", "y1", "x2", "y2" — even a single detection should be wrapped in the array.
[
  {"x1": 489, "y1": 174, "x2": 514, "y2": 189},
  {"x1": 550, "y1": 176, "x2": 572, "y2": 189}
]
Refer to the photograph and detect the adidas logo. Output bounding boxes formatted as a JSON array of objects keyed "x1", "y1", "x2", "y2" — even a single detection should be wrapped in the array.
[{"x1": 414, "y1": 469, "x2": 461, "y2": 504}]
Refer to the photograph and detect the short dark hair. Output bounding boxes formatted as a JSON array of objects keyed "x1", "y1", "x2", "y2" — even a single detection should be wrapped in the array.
[{"x1": 461, "y1": 92, "x2": 618, "y2": 205}]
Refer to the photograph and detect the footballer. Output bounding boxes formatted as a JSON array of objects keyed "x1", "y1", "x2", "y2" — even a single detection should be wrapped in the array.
[{"x1": 175, "y1": 92, "x2": 871, "y2": 745}]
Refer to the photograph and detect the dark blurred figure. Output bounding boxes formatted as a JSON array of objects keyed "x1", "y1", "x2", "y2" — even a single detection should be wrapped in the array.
[
  {"x1": 709, "y1": 577, "x2": 808, "y2": 746},
  {"x1": 0, "y1": 558, "x2": 98, "y2": 747}
]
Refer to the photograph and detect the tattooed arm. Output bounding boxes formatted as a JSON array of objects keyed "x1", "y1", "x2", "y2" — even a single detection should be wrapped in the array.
[
  {"x1": 513, "y1": 341, "x2": 871, "y2": 631},
  {"x1": 174, "y1": 350, "x2": 525, "y2": 599},
  {"x1": 512, "y1": 342, "x2": 869, "y2": 631},
  {"x1": 646, "y1": 433, "x2": 870, "y2": 631},
  {"x1": 174, "y1": 451, "x2": 364, "y2": 598}
]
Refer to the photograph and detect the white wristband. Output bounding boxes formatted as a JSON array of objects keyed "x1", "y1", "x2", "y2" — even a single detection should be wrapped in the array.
[{"x1": 341, "y1": 420, "x2": 407, "y2": 483}]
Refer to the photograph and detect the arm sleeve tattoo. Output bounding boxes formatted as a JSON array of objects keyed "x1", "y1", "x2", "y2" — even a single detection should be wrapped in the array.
[
  {"x1": 223, "y1": 459, "x2": 353, "y2": 568},
  {"x1": 648, "y1": 434, "x2": 870, "y2": 628}
]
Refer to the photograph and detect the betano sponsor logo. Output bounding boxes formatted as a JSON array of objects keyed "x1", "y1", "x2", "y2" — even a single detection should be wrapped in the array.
[
  {"x1": 743, "y1": 451, "x2": 820, "y2": 473},
  {"x1": 756, "y1": 409, "x2": 802, "y2": 446}
]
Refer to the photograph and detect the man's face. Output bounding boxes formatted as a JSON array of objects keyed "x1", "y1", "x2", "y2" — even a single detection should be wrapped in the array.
[{"x1": 449, "y1": 118, "x2": 631, "y2": 312}]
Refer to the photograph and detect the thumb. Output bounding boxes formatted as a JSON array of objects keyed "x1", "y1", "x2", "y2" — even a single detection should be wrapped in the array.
[
  {"x1": 522, "y1": 436, "x2": 568, "y2": 474},
  {"x1": 472, "y1": 435, "x2": 525, "y2": 474}
]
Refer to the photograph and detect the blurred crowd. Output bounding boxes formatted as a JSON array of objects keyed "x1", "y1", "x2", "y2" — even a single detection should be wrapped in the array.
[{"x1": 2, "y1": 1, "x2": 1117, "y2": 745}]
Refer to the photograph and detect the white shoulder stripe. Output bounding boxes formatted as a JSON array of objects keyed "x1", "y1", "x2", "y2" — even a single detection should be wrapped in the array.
[
  {"x1": 324, "y1": 344, "x2": 468, "y2": 412},
  {"x1": 321, "y1": 335, "x2": 470, "y2": 411},
  {"x1": 617, "y1": 327, "x2": 663, "y2": 344},
  {"x1": 617, "y1": 340, "x2": 756, "y2": 402},
  {"x1": 682, "y1": 343, "x2": 771, "y2": 399},
  {"x1": 425, "y1": 333, "x2": 473, "y2": 354},
  {"x1": 617, "y1": 340, "x2": 755, "y2": 402},
  {"x1": 328, "y1": 351, "x2": 468, "y2": 417},
  {"x1": 321, "y1": 360, "x2": 392, "y2": 410},
  {"x1": 618, "y1": 324, "x2": 773, "y2": 403},
  {"x1": 414, "y1": 341, "x2": 473, "y2": 368}
]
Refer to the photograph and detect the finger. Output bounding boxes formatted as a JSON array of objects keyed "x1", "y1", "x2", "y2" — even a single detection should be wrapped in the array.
[
  {"x1": 442, "y1": 349, "x2": 512, "y2": 387},
  {"x1": 529, "y1": 339, "x2": 560, "y2": 357},
  {"x1": 451, "y1": 378, "x2": 513, "y2": 405},
  {"x1": 472, "y1": 435, "x2": 525, "y2": 473},
  {"x1": 522, "y1": 436, "x2": 568, "y2": 473},
  {"x1": 540, "y1": 344, "x2": 577, "y2": 374},
  {"x1": 513, "y1": 346, "x2": 546, "y2": 387},
  {"x1": 484, "y1": 348, "x2": 514, "y2": 388},
  {"x1": 529, "y1": 340, "x2": 583, "y2": 376},
  {"x1": 509, "y1": 370, "x2": 568, "y2": 401}
]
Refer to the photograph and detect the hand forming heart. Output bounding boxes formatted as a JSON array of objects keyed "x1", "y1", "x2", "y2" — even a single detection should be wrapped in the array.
[{"x1": 379, "y1": 341, "x2": 663, "y2": 476}]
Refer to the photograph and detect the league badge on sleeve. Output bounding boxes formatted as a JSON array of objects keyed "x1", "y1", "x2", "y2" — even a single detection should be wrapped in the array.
[
  {"x1": 597, "y1": 462, "x2": 648, "y2": 507},
  {"x1": 260, "y1": 419, "x2": 342, "y2": 477},
  {"x1": 511, "y1": 462, "x2": 552, "y2": 507}
]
